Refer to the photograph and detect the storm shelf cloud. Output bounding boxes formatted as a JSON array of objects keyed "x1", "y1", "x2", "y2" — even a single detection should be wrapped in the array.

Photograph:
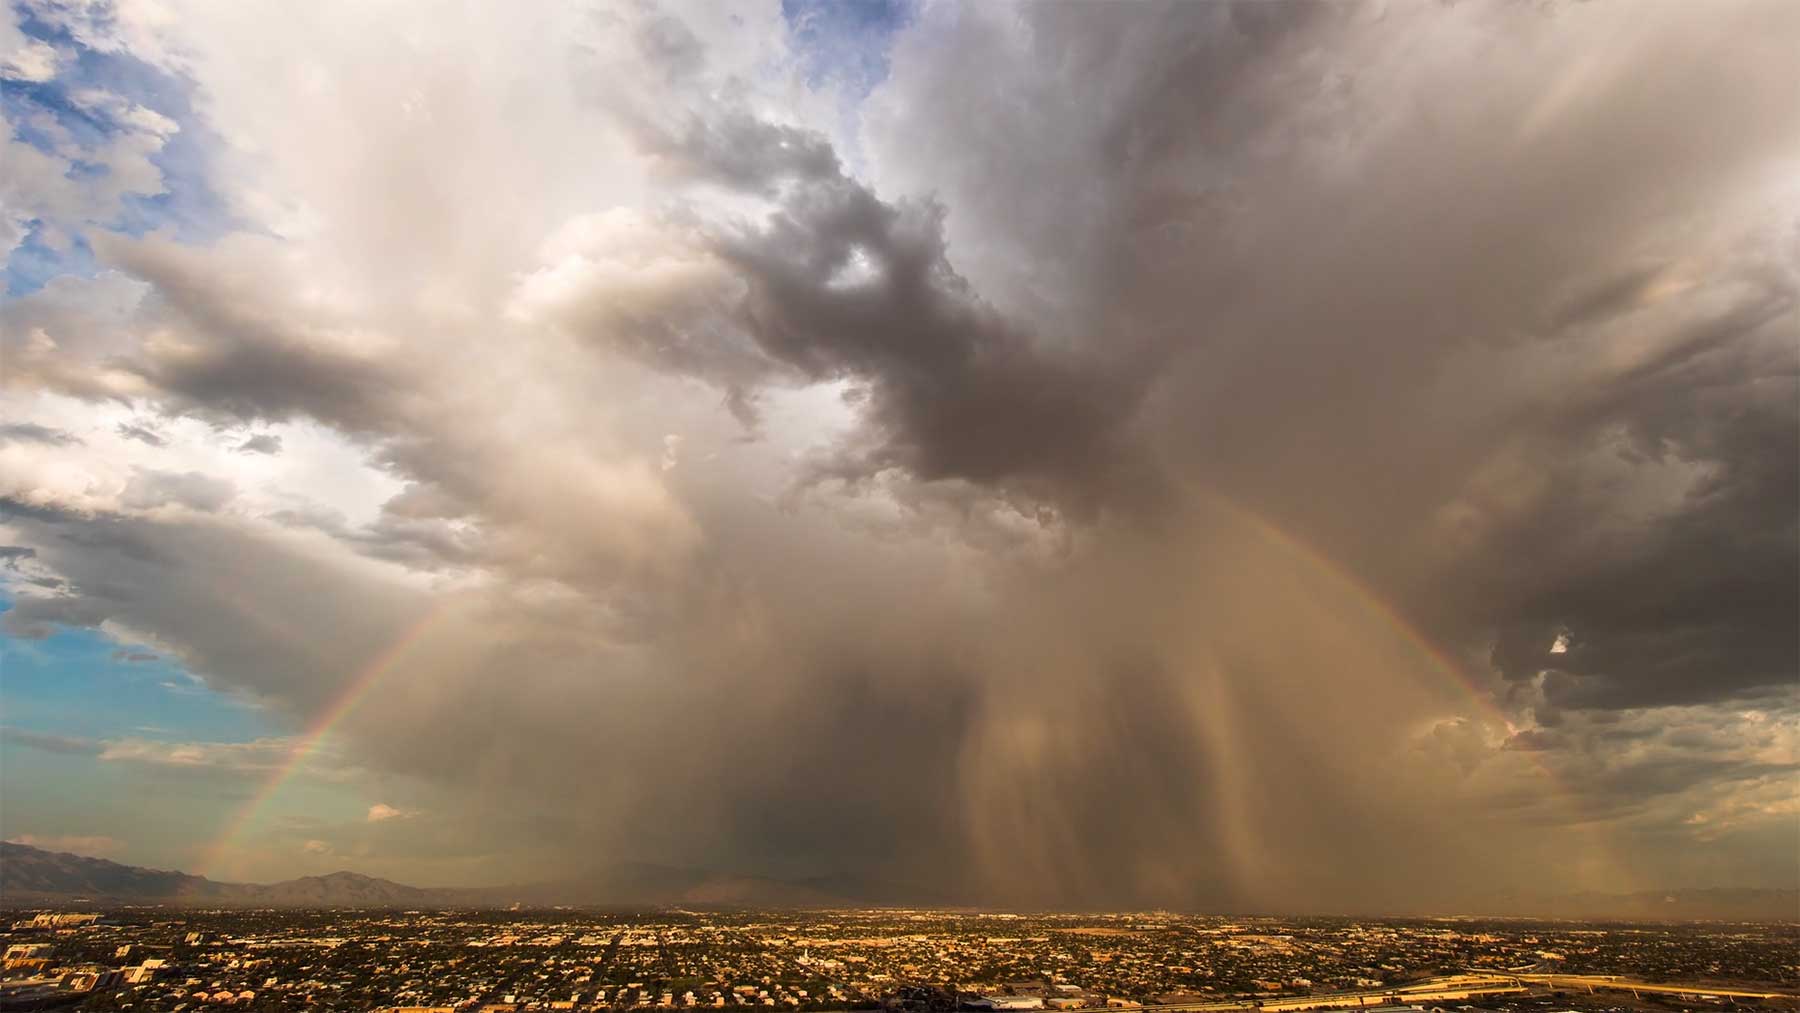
[{"x1": 0, "y1": 0, "x2": 1795, "y2": 907}]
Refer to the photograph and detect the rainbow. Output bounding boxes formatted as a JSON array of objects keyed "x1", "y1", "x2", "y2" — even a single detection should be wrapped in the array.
[
  {"x1": 196, "y1": 494, "x2": 1605, "y2": 882},
  {"x1": 1201, "y1": 492, "x2": 1522, "y2": 737},
  {"x1": 1197, "y1": 491, "x2": 1636, "y2": 892},
  {"x1": 197, "y1": 602, "x2": 457, "y2": 879},
  {"x1": 1196, "y1": 490, "x2": 1606, "y2": 820}
]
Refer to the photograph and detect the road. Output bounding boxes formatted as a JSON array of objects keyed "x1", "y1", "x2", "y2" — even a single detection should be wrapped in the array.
[
  {"x1": 1510, "y1": 972, "x2": 1797, "y2": 1001},
  {"x1": 1087, "y1": 971, "x2": 1798, "y2": 1013}
]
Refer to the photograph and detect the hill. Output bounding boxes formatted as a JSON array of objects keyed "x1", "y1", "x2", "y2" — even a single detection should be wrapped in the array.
[
  {"x1": 0, "y1": 842, "x2": 852, "y2": 909},
  {"x1": 0, "y1": 842, "x2": 446, "y2": 908}
]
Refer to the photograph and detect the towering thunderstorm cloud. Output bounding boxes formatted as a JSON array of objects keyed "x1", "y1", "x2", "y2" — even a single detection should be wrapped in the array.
[{"x1": 1, "y1": 0, "x2": 1795, "y2": 908}]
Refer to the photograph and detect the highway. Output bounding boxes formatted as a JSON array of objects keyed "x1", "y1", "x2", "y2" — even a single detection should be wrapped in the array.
[
  {"x1": 1100, "y1": 971, "x2": 1798, "y2": 1013},
  {"x1": 1094, "y1": 974, "x2": 1532, "y2": 1013},
  {"x1": 1510, "y1": 972, "x2": 1797, "y2": 1001}
]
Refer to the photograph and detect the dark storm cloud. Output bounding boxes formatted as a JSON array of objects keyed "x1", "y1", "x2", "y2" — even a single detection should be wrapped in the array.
[
  {"x1": 2, "y1": 0, "x2": 1795, "y2": 906},
  {"x1": 1, "y1": 240, "x2": 400, "y2": 435},
  {"x1": 467, "y1": 0, "x2": 1800, "y2": 898},
  {"x1": 571, "y1": 15, "x2": 1160, "y2": 501},
  {"x1": 115, "y1": 422, "x2": 167, "y2": 447},
  {"x1": 119, "y1": 469, "x2": 236, "y2": 512},
  {"x1": 0, "y1": 497, "x2": 429, "y2": 712},
  {"x1": 352, "y1": 511, "x2": 488, "y2": 570},
  {"x1": 624, "y1": 0, "x2": 1798, "y2": 904},
  {"x1": 236, "y1": 433, "x2": 282, "y2": 455},
  {"x1": 716, "y1": 175, "x2": 1148, "y2": 499},
  {"x1": 0, "y1": 423, "x2": 82, "y2": 446},
  {"x1": 131, "y1": 317, "x2": 400, "y2": 433},
  {"x1": 1472, "y1": 261, "x2": 1799, "y2": 714},
  {"x1": 660, "y1": 109, "x2": 842, "y2": 195},
  {"x1": 1, "y1": 591, "x2": 114, "y2": 638},
  {"x1": 598, "y1": 11, "x2": 840, "y2": 194},
  {"x1": 0, "y1": 543, "x2": 64, "y2": 589},
  {"x1": 863, "y1": 0, "x2": 1799, "y2": 721},
  {"x1": 93, "y1": 234, "x2": 407, "y2": 433},
  {"x1": 587, "y1": 0, "x2": 1800, "y2": 722}
]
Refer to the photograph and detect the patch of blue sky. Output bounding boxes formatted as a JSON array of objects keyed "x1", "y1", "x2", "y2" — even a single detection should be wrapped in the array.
[
  {"x1": 4, "y1": 223, "x2": 97, "y2": 296},
  {"x1": 4, "y1": 2, "x2": 232, "y2": 294},
  {"x1": 0, "y1": 599, "x2": 275, "y2": 746},
  {"x1": 3, "y1": 77, "x2": 115, "y2": 148},
  {"x1": 781, "y1": 0, "x2": 912, "y2": 98}
]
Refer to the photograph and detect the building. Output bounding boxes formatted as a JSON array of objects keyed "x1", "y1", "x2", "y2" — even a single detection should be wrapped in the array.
[
  {"x1": 60, "y1": 968, "x2": 125, "y2": 993},
  {"x1": 125, "y1": 958, "x2": 167, "y2": 984},
  {"x1": 29, "y1": 912, "x2": 100, "y2": 928}
]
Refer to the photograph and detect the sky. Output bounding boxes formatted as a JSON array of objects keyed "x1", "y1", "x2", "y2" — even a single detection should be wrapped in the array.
[{"x1": 0, "y1": 0, "x2": 1796, "y2": 912}]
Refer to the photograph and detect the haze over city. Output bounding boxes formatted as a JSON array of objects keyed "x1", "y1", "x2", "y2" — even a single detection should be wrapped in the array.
[{"x1": 1, "y1": 0, "x2": 1797, "y2": 918}]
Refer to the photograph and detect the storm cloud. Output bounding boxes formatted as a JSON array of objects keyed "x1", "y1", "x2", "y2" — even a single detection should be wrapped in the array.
[{"x1": 0, "y1": 0, "x2": 1794, "y2": 907}]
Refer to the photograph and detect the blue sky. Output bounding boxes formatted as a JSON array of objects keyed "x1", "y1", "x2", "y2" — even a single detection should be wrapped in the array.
[
  {"x1": 0, "y1": 599, "x2": 274, "y2": 743},
  {"x1": 0, "y1": 598, "x2": 285, "y2": 869},
  {"x1": 781, "y1": 0, "x2": 911, "y2": 96},
  {"x1": 1, "y1": 594, "x2": 429, "y2": 879},
  {"x1": 2, "y1": 2, "x2": 255, "y2": 787},
  {"x1": 4, "y1": 2, "x2": 228, "y2": 295},
  {"x1": 0, "y1": 2, "x2": 240, "y2": 867}
]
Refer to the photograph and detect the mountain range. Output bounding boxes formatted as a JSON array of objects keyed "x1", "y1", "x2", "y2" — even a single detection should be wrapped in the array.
[
  {"x1": 1, "y1": 842, "x2": 1794, "y2": 919},
  {"x1": 0, "y1": 842, "x2": 881, "y2": 909}
]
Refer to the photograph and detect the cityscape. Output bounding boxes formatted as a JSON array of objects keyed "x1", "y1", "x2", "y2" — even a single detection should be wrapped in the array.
[{"x1": 2, "y1": 907, "x2": 1796, "y2": 1012}]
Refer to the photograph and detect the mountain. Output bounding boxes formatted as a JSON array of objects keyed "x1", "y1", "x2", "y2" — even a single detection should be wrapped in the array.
[
  {"x1": 0, "y1": 842, "x2": 446, "y2": 908},
  {"x1": 0, "y1": 843, "x2": 850, "y2": 909},
  {"x1": 234, "y1": 870, "x2": 448, "y2": 908},
  {"x1": 0, "y1": 841, "x2": 227, "y2": 904},
  {"x1": 3, "y1": 843, "x2": 1794, "y2": 918}
]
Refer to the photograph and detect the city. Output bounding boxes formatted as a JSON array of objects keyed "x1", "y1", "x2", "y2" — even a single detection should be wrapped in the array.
[{"x1": 2, "y1": 909, "x2": 1795, "y2": 1013}]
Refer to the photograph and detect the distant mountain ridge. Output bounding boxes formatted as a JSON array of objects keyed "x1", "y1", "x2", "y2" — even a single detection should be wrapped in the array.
[
  {"x1": 1, "y1": 842, "x2": 1793, "y2": 918},
  {"x1": 0, "y1": 842, "x2": 444, "y2": 907},
  {"x1": 0, "y1": 842, "x2": 856, "y2": 909},
  {"x1": 2, "y1": 842, "x2": 218, "y2": 902}
]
